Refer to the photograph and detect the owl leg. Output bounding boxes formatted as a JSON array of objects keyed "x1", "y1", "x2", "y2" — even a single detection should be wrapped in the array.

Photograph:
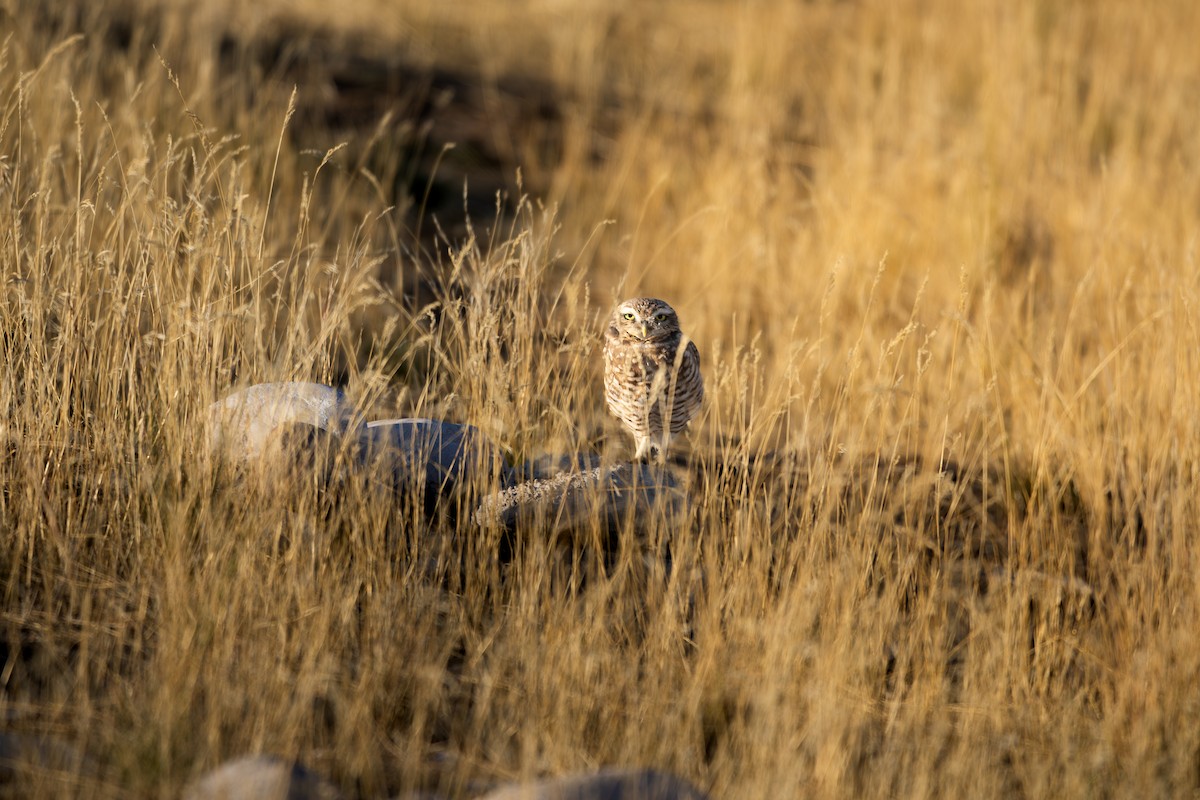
[
  {"x1": 635, "y1": 435, "x2": 669, "y2": 464},
  {"x1": 633, "y1": 435, "x2": 653, "y2": 461}
]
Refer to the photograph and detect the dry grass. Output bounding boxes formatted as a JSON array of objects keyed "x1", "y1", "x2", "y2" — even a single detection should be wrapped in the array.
[{"x1": 3, "y1": 0, "x2": 1200, "y2": 797}]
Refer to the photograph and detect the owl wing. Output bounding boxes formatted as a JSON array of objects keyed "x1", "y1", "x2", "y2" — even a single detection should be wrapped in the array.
[
  {"x1": 682, "y1": 340, "x2": 702, "y2": 401},
  {"x1": 662, "y1": 338, "x2": 704, "y2": 434}
]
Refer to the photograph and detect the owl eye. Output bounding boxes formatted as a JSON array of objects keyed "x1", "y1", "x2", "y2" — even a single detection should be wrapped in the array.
[
  {"x1": 654, "y1": 312, "x2": 669, "y2": 321},
  {"x1": 622, "y1": 312, "x2": 636, "y2": 321}
]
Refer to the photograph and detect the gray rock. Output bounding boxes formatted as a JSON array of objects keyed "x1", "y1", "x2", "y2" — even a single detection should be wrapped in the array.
[
  {"x1": 207, "y1": 382, "x2": 355, "y2": 466},
  {"x1": 474, "y1": 768, "x2": 709, "y2": 800},
  {"x1": 359, "y1": 419, "x2": 512, "y2": 517},
  {"x1": 514, "y1": 452, "x2": 604, "y2": 482},
  {"x1": 473, "y1": 462, "x2": 687, "y2": 536},
  {"x1": 182, "y1": 755, "x2": 340, "y2": 800},
  {"x1": 207, "y1": 384, "x2": 510, "y2": 518}
]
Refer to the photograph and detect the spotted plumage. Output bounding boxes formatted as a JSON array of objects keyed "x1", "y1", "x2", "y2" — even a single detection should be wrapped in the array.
[{"x1": 603, "y1": 297, "x2": 704, "y2": 461}]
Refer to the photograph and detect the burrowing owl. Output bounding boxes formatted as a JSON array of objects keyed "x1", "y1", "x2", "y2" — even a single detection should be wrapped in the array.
[{"x1": 603, "y1": 297, "x2": 704, "y2": 461}]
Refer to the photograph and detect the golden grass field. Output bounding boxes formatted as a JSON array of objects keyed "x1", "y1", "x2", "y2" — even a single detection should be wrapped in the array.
[{"x1": 3, "y1": 0, "x2": 1200, "y2": 796}]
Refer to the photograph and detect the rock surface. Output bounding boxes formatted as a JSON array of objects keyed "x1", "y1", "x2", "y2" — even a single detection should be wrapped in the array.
[
  {"x1": 182, "y1": 755, "x2": 341, "y2": 800},
  {"x1": 206, "y1": 385, "x2": 508, "y2": 517},
  {"x1": 360, "y1": 418, "x2": 512, "y2": 517},
  {"x1": 513, "y1": 453, "x2": 604, "y2": 482},
  {"x1": 474, "y1": 769, "x2": 709, "y2": 800},
  {"x1": 207, "y1": 382, "x2": 355, "y2": 466},
  {"x1": 208, "y1": 384, "x2": 690, "y2": 532},
  {"x1": 474, "y1": 463, "x2": 687, "y2": 536}
]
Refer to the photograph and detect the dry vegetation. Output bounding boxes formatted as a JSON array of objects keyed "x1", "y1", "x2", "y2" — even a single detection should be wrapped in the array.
[{"x1": 3, "y1": 0, "x2": 1200, "y2": 797}]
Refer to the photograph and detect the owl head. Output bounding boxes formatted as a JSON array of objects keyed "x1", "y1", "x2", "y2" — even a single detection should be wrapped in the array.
[{"x1": 607, "y1": 297, "x2": 682, "y2": 342}]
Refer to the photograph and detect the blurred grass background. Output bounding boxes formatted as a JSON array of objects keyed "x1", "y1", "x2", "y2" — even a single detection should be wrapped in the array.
[{"x1": 2, "y1": 0, "x2": 1200, "y2": 796}]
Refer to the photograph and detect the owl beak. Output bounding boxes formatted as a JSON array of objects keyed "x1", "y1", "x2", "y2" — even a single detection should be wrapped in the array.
[{"x1": 640, "y1": 323, "x2": 649, "y2": 339}]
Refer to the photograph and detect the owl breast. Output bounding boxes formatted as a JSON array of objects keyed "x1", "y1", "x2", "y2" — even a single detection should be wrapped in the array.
[{"x1": 603, "y1": 335, "x2": 703, "y2": 438}]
